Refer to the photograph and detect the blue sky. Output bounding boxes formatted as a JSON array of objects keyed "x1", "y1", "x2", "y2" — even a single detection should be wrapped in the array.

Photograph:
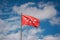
[{"x1": 0, "y1": 0, "x2": 60, "y2": 40}]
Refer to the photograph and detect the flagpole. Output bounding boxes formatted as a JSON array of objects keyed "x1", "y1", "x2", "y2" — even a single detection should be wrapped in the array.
[{"x1": 20, "y1": 13, "x2": 22, "y2": 40}]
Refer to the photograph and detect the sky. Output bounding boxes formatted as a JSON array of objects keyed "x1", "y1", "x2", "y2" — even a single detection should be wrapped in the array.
[{"x1": 0, "y1": 0, "x2": 60, "y2": 40}]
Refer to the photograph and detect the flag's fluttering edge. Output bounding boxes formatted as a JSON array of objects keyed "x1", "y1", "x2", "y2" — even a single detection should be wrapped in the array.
[{"x1": 22, "y1": 14, "x2": 40, "y2": 28}]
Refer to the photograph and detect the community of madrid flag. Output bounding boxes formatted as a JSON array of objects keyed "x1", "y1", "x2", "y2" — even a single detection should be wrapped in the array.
[{"x1": 22, "y1": 14, "x2": 40, "y2": 28}]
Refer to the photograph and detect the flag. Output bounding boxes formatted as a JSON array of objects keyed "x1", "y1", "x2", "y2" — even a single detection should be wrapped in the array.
[{"x1": 22, "y1": 14, "x2": 40, "y2": 28}]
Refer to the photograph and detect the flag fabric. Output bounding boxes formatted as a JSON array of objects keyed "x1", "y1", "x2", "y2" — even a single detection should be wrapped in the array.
[{"x1": 22, "y1": 14, "x2": 40, "y2": 28}]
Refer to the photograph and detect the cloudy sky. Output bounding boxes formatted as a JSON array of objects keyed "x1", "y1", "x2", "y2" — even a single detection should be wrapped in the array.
[{"x1": 0, "y1": 0, "x2": 60, "y2": 40}]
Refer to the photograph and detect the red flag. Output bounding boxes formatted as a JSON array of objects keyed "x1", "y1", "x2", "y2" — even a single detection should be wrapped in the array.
[{"x1": 22, "y1": 14, "x2": 40, "y2": 28}]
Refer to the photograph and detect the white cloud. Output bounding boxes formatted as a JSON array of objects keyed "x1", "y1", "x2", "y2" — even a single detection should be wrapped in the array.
[
  {"x1": 13, "y1": 2, "x2": 57, "y2": 20},
  {"x1": 22, "y1": 28, "x2": 44, "y2": 40},
  {"x1": 49, "y1": 17, "x2": 60, "y2": 25},
  {"x1": 5, "y1": 17, "x2": 20, "y2": 21},
  {"x1": 28, "y1": 28, "x2": 44, "y2": 35},
  {"x1": 0, "y1": 32, "x2": 20, "y2": 40},
  {"x1": 27, "y1": 35, "x2": 39, "y2": 40},
  {"x1": 0, "y1": 17, "x2": 21, "y2": 40},
  {"x1": 43, "y1": 35, "x2": 60, "y2": 40},
  {"x1": 0, "y1": 19, "x2": 8, "y2": 32},
  {"x1": 22, "y1": 26, "x2": 60, "y2": 40},
  {"x1": 0, "y1": 17, "x2": 20, "y2": 33},
  {"x1": 5, "y1": 32, "x2": 20, "y2": 40}
]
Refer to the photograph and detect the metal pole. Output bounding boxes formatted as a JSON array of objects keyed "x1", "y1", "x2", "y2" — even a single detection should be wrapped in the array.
[{"x1": 20, "y1": 13, "x2": 22, "y2": 40}]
